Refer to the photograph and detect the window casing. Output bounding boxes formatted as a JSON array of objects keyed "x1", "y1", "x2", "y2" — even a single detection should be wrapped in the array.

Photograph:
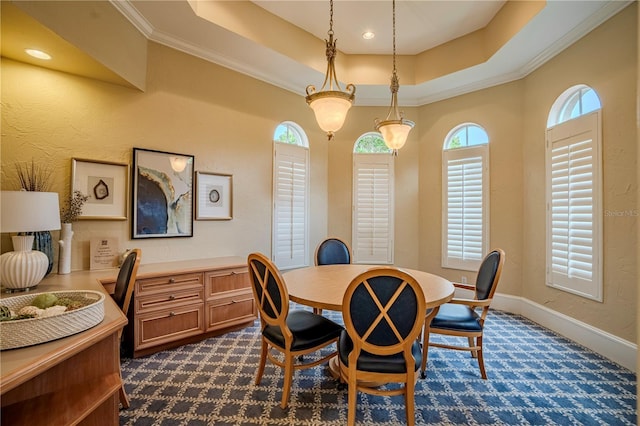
[
  {"x1": 272, "y1": 122, "x2": 309, "y2": 270},
  {"x1": 442, "y1": 123, "x2": 489, "y2": 271},
  {"x1": 352, "y1": 133, "x2": 394, "y2": 264},
  {"x1": 546, "y1": 107, "x2": 602, "y2": 301}
]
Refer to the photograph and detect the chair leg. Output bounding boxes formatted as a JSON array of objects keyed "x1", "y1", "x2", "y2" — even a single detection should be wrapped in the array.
[
  {"x1": 468, "y1": 337, "x2": 478, "y2": 358},
  {"x1": 313, "y1": 307, "x2": 323, "y2": 315},
  {"x1": 477, "y1": 335, "x2": 487, "y2": 379},
  {"x1": 420, "y1": 306, "x2": 439, "y2": 379},
  {"x1": 255, "y1": 339, "x2": 268, "y2": 385},
  {"x1": 119, "y1": 384, "x2": 130, "y2": 409},
  {"x1": 280, "y1": 354, "x2": 294, "y2": 409},
  {"x1": 405, "y1": 371, "x2": 416, "y2": 426},
  {"x1": 347, "y1": 369, "x2": 357, "y2": 426}
]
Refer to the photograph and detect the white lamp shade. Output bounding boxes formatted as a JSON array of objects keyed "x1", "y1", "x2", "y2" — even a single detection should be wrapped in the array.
[
  {"x1": 379, "y1": 122, "x2": 413, "y2": 150},
  {"x1": 1, "y1": 191, "x2": 61, "y2": 232},
  {"x1": 309, "y1": 97, "x2": 352, "y2": 133}
]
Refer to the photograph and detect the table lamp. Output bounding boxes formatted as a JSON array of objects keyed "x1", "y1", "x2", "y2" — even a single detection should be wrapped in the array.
[{"x1": 1, "y1": 191, "x2": 61, "y2": 291}]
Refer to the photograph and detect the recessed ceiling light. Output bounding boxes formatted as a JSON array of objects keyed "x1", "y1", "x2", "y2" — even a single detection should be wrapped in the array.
[
  {"x1": 25, "y1": 49, "x2": 52, "y2": 60},
  {"x1": 362, "y1": 31, "x2": 375, "y2": 40}
]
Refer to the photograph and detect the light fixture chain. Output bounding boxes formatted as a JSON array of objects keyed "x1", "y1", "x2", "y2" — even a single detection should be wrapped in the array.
[
  {"x1": 329, "y1": 0, "x2": 334, "y2": 36},
  {"x1": 392, "y1": 0, "x2": 397, "y2": 75}
]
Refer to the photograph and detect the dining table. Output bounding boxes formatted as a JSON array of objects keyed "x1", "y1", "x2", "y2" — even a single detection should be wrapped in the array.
[
  {"x1": 283, "y1": 263, "x2": 455, "y2": 312},
  {"x1": 282, "y1": 263, "x2": 455, "y2": 379}
]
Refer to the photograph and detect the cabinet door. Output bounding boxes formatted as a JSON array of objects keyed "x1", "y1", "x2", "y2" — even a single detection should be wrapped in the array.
[
  {"x1": 135, "y1": 304, "x2": 204, "y2": 351},
  {"x1": 205, "y1": 268, "x2": 257, "y2": 332},
  {"x1": 206, "y1": 294, "x2": 256, "y2": 332}
]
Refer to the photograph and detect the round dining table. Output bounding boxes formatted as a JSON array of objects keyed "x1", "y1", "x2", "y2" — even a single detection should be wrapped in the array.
[
  {"x1": 282, "y1": 263, "x2": 455, "y2": 380},
  {"x1": 283, "y1": 263, "x2": 455, "y2": 312}
]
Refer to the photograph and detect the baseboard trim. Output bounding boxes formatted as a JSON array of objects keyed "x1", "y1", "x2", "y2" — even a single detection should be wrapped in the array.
[{"x1": 491, "y1": 293, "x2": 637, "y2": 372}]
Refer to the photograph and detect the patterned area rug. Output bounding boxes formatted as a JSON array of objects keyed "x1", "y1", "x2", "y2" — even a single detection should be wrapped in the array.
[{"x1": 120, "y1": 309, "x2": 636, "y2": 425}]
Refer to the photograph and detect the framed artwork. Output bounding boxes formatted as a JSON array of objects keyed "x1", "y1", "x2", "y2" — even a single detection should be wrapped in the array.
[
  {"x1": 196, "y1": 172, "x2": 233, "y2": 220},
  {"x1": 132, "y1": 148, "x2": 194, "y2": 239},
  {"x1": 71, "y1": 158, "x2": 129, "y2": 220}
]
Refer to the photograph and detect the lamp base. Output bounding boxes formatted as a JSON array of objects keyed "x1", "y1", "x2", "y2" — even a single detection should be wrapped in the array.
[{"x1": 0, "y1": 235, "x2": 49, "y2": 291}]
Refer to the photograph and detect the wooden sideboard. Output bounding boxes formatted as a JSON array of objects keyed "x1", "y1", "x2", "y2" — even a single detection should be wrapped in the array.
[
  {"x1": 0, "y1": 271, "x2": 127, "y2": 426},
  {"x1": 100, "y1": 256, "x2": 257, "y2": 358}
]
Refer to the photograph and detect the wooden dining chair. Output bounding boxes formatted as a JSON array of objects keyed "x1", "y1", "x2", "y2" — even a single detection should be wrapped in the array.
[
  {"x1": 338, "y1": 267, "x2": 427, "y2": 426},
  {"x1": 247, "y1": 252, "x2": 343, "y2": 409},
  {"x1": 111, "y1": 248, "x2": 141, "y2": 409},
  {"x1": 313, "y1": 237, "x2": 351, "y2": 315},
  {"x1": 421, "y1": 248, "x2": 505, "y2": 379}
]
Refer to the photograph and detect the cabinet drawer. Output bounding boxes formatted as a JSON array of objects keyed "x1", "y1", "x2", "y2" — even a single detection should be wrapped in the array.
[
  {"x1": 135, "y1": 304, "x2": 204, "y2": 350},
  {"x1": 136, "y1": 272, "x2": 204, "y2": 297},
  {"x1": 206, "y1": 293, "x2": 256, "y2": 332},
  {"x1": 135, "y1": 288, "x2": 204, "y2": 314},
  {"x1": 205, "y1": 268, "x2": 249, "y2": 298}
]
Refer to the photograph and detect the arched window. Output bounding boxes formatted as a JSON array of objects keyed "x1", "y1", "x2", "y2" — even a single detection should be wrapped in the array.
[
  {"x1": 547, "y1": 85, "x2": 601, "y2": 127},
  {"x1": 272, "y1": 121, "x2": 309, "y2": 269},
  {"x1": 352, "y1": 132, "x2": 394, "y2": 264},
  {"x1": 442, "y1": 123, "x2": 490, "y2": 270},
  {"x1": 546, "y1": 85, "x2": 602, "y2": 301}
]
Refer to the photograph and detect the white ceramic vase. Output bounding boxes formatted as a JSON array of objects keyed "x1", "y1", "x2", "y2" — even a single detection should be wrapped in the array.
[{"x1": 58, "y1": 223, "x2": 73, "y2": 275}]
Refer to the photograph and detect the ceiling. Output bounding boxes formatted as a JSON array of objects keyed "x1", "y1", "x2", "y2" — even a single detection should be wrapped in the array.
[{"x1": 3, "y1": 1, "x2": 632, "y2": 107}]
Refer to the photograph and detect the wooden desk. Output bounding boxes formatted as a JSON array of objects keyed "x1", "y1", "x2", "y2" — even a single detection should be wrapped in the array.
[
  {"x1": 0, "y1": 270, "x2": 128, "y2": 426},
  {"x1": 283, "y1": 264, "x2": 455, "y2": 311}
]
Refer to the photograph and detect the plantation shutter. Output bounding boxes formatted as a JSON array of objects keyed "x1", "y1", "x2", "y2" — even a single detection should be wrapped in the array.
[
  {"x1": 273, "y1": 143, "x2": 308, "y2": 269},
  {"x1": 442, "y1": 146, "x2": 488, "y2": 270},
  {"x1": 546, "y1": 111, "x2": 602, "y2": 300},
  {"x1": 352, "y1": 154, "x2": 394, "y2": 264}
]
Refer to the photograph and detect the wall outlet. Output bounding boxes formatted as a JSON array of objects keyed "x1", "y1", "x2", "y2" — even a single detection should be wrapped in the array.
[{"x1": 461, "y1": 276, "x2": 467, "y2": 284}]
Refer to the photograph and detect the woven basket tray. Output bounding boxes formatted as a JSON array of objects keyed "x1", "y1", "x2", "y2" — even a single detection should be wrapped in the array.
[{"x1": 0, "y1": 290, "x2": 105, "y2": 350}]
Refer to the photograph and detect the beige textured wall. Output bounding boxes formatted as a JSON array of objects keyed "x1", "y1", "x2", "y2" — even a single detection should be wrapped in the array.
[
  {"x1": 1, "y1": 42, "x2": 330, "y2": 269},
  {"x1": 521, "y1": 4, "x2": 637, "y2": 343},
  {"x1": 416, "y1": 81, "x2": 525, "y2": 298}
]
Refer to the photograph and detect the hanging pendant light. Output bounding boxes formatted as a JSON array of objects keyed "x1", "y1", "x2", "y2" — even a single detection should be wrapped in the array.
[
  {"x1": 374, "y1": 0, "x2": 414, "y2": 154},
  {"x1": 306, "y1": 0, "x2": 356, "y2": 141}
]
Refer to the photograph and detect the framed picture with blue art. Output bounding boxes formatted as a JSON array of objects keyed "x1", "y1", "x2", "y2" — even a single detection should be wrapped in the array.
[{"x1": 132, "y1": 148, "x2": 194, "y2": 239}]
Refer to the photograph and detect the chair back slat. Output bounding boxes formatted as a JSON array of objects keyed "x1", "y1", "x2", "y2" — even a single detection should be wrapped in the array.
[
  {"x1": 475, "y1": 249, "x2": 505, "y2": 300},
  {"x1": 343, "y1": 268, "x2": 426, "y2": 357},
  {"x1": 112, "y1": 248, "x2": 141, "y2": 317},
  {"x1": 315, "y1": 238, "x2": 351, "y2": 265},
  {"x1": 248, "y1": 253, "x2": 289, "y2": 326}
]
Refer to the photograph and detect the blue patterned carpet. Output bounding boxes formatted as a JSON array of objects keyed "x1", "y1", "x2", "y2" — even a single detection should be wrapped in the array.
[{"x1": 120, "y1": 308, "x2": 636, "y2": 425}]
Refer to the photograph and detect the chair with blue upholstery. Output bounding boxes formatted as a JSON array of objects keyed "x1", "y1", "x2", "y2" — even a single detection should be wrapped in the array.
[
  {"x1": 315, "y1": 237, "x2": 351, "y2": 266},
  {"x1": 338, "y1": 267, "x2": 426, "y2": 426},
  {"x1": 313, "y1": 237, "x2": 351, "y2": 315},
  {"x1": 247, "y1": 252, "x2": 343, "y2": 409},
  {"x1": 421, "y1": 248, "x2": 505, "y2": 379}
]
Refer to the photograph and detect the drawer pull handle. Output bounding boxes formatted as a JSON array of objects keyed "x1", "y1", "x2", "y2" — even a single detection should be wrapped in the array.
[
  {"x1": 169, "y1": 311, "x2": 176, "y2": 317},
  {"x1": 169, "y1": 278, "x2": 176, "y2": 283},
  {"x1": 169, "y1": 294, "x2": 176, "y2": 300},
  {"x1": 230, "y1": 271, "x2": 236, "y2": 275}
]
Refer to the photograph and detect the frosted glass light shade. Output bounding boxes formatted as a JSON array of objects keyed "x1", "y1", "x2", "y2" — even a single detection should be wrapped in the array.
[
  {"x1": 1, "y1": 235, "x2": 49, "y2": 290},
  {"x1": 308, "y1": 96, "x2": 353, "y2": 134},
  {"x1": 378, "y1": 121, "x2": 414, "y2": 150}
]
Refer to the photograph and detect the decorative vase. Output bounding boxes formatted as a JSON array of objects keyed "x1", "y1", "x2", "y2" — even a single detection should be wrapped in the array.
[
  {"x1": 58, "y1": 223, "x2": 74, "y2": 275},
  {"x1": 32, "y1": 231, "x2": 54, "y2": 276},
  {"x1": 0, "y1": 235, "x2": 49, "y2": 291}
]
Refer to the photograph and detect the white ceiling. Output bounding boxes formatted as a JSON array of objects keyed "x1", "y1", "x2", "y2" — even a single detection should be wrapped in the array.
[{"x1": 8, "y1": 1, "x2": 632, "y2": 107}]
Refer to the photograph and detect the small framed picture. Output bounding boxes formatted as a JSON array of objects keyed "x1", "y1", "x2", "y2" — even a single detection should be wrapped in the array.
[
  {"x1": 72, "y1": 158, "x2": 129, "y2": 220},
  {"x1": 196, "y1": 172, "x2": 233, "y2": 220},
  {"x1": 132, "y1": 148, "x2": 194, "y2": 239}
]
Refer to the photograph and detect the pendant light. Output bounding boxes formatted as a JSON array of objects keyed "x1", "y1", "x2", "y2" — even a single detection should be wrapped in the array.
[
  {"x1": 306, "y1": 0, "x2": 356, "y2": 141},
  {"x1": 374, "y1": 0, "x2": 414, "y2": 153}
]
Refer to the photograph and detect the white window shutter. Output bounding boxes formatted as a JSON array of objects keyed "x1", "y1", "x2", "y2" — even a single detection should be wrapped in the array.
[
  {"x1": 442, "y1": 146, "x2": 489, "y2": 271},
  {"x1": 273, "y1": 143, "x2": 309, "y2": 269},
  {"x1": 546, "y1": 111, "x2": 602, "y2": 301},
  {"x1": 352, "y1": 154, "x2": 394, "y2": 264}
]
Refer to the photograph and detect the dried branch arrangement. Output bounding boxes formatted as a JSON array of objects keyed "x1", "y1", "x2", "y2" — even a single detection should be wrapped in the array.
[{"x1": 14, "y1": 160, "x2": 53, "y2": 191}]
